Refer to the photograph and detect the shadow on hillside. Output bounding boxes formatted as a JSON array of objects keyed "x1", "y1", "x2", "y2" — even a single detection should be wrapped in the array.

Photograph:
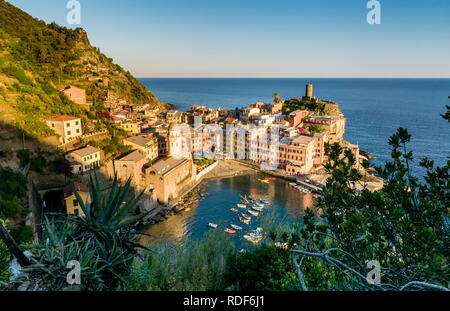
[{"x1": 0, "y1": 119, "x2": 160, "y2": 242}]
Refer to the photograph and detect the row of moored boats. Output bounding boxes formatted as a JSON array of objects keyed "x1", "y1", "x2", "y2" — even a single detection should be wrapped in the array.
[{"x1": 207, "y1": 195, "x2": 270, "y2": 244}]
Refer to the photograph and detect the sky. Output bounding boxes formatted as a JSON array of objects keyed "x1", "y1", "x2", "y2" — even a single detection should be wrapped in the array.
[{"x1": 7, "y1": 0, "x2": 450, "y2": 78}]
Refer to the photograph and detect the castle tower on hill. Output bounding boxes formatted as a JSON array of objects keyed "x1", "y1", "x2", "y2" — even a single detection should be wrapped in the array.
[
  {"x1": 303, "y1": 83, "x2": 317, "y2": 101},
  {"x1": 306, "y1": 83, "x2": 313, "y2": 98}
]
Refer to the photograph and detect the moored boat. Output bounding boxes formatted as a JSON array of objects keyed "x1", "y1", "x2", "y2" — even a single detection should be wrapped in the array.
[
  {"x1": 224, "y1": 228, "x2": 236, "y2": 235},
  {"x1": 207, "y1": 223, "x2": 218, "y2": 229},
  {"x1": 241, "y1": 213, "x2": 251, "y2": 220},
  {"x1": 260, "y1": 199, "x2": 270, "y2": 204},
  {"x1": 239, "y1": 217, "x2": 250, "y2": 224},
  {"x1": 230, "y1": 224, "x2": 243, "y2": 231},
  {"x1": 237, "y1": 203, "x2": 247, "y2": 209},
  {"x1": 248, "y1": 210, "x2": 260, "y2": 217},
  {"x1": 243, "y1": 234, "x2": 261, "y2": 244},
  {"x1": 230, "y1": 208, "x2": 239, "y2": 213},
  {"x1": 252, "y1": 206, "x2": 263, "y2": 212}
]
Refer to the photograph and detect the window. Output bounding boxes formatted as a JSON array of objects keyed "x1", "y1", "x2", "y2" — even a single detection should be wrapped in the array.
[
  {"x1": 76, "y1": 129, "x2": 80, "y2": 133},
  {"x1": 74, "y1": 209, "x2": 79, "y2": 216},
  {"x1": 73, "y1": 199, "x2": 78, "y2": 207},
  {"x1": 75, "y1": 121, "x2": 79, "y2": 125},
  {"x1": 67, "y1": 131, "x2": 71, "y2": 135}
]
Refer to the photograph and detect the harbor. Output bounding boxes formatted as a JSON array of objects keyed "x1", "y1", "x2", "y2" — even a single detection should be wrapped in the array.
[{"x1": 141, "y1": 171, "x2": 320, "y2": 249}]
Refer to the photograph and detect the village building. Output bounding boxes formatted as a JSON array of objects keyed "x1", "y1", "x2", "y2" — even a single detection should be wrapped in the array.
[
  {"x1": 61, "y1": 86, "x2": 89, "y2": 109},
  {"x1": 119, "y1": 121, "x2": 141, "y2": 134},
  {"x1": 66, "y1": 146, "x2": 101, "y2": 174},
  {"x1": 279, "y1": 135, "x2": 316, "y2": 175},
  {"x1": 123, "y1": 135, "x2": 159, "y2": 162},
  {"x1": 289, "y1": 110, "x2": 309, "y2": 128},
  {"x1": 46, "y1": 115, "x2": 83, "y2": 143},
  {"x1": 145, "y1": 157, "x2": 196, "y2": 204},
  {"x1": 166, "y1": 110, "x2": 184, "y2": 124},
  {"x1": 63, "y1": 182, "x2": 90, "y2": 217},
  {"x1": 114, "y1": 150, "x2": 147, "y2": 186},
  {"x1": 303, "y1": 115, "x2": 346, "y2": 144}
]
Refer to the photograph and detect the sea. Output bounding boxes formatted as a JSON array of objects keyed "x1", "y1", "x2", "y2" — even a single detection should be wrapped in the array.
[{"x1": 138, "y1": 78, "x2": 450, "y2": 245}]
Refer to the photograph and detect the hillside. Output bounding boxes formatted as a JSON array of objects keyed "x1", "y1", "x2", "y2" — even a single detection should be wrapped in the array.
[{"x1": 0, "y1": 0, "x2": 167, "y2": 138}]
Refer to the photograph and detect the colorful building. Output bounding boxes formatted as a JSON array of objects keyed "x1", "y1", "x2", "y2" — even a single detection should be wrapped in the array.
[{"x1": 63, "y1": 182, "x2": 90, "y2": 216}]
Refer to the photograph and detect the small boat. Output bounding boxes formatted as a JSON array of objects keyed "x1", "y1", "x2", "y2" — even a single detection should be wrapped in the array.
[
  {"x1": 239, "y1": 217, "x2": 250, "y2": 224},
  {"x1": 252, "y1": 206, "x2": 264, "y2": 212},
  {"x1": 260, "y1": 199, "x2": 270, "y2": 204},
  {"x1": 241, "y1": 213, "x2": 251, "y2": 220},
  {"x1": 290, "y1": 182, "x2": 297, "y2": 187},
  {"x1": 230, "y1": 208, "x2": 239, "y2": 213},
  {"x1": 258, "y1": 179, "x2": 270, "y2": 184},
  {"x1": 248, "y1": 210, "x2": 260, "y2": 217},
  {"x1": 266, "y1": 178, "x2": 276, "y2": 181},
  {"x1": 207, "y1": 223, "x2": 218, "y2": 229},
  {"x1": 224, "y1": 228, "x2": 236, "y2": 235},
  {"x1": 237, "y1": 204, "x2": 247, "y2": 209},
  {"x1": 303, "y1": 189, "x2": 311, "y2": 194},
  {"x1": 254, "y1": 202, "x2": 264, "y2": 207},
  {"x1": 230, "y1": 224, "x2": 243, "y2": 231},
  {"x1": 248, "y1": 196, "x2": 256, "y2": 202},
  {"x1": 243, "y1": 234, "x2": 261, "y2": 244}
]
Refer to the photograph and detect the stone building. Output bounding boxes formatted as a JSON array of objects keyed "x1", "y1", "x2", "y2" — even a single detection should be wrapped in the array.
[
  {"x1": 114, "y1": 150, "x2": 147, "y2": 187},
  {"x1": 145, "y1": 157, "x2": 196, "y2": 204},
  {"x1": 124, "y1": 135, "x2": 159, "y2": 163}
]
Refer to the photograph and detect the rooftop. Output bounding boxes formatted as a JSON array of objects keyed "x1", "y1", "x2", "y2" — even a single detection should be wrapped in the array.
[
  {"x1": 151, "y1": 157, "x2": 188, "y2": 176},
  {"x1": 47, "y1": 115, "x2": 80, "y2": 122},
  {"x1": 117, "y1": 150, "x2": 146, "y2": 162},
  {"x1": 63, "y1": 182, "x2": 89, "y2": 199},
  {"x1": 292, "y1": 135, "x2": 314, "y2": 146},
  {"x1": 124, "y1": 135, "x2": 154, "y2": 147},
  {"x1": 70, "y1": 146, "x2": 101, "y2": 157}
]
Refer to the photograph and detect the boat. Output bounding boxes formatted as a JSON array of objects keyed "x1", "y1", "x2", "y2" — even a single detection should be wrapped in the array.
[
  {"x1": 224, "y1": 228, "x2": 236, "y2": 235},
  {"x1": 252, "y1": 206, "x2": 263, "y2": 212},
  {"x1": 254, "y1": 202, "x2": 265, "y2": 208},
  {"x1": 303, "y1": 189, "x2": 312, "y2": 194},
  {"x1": 266, "y1": 178, "x2": 276, "y2": 181},
  {"x1": 241, "y1": 213, "x2": 251, "y2": 220},
  {"x1": 243, "y1": 234, "x2": 261, "y2": 244},
  {"x1": 248, "y1": 196, "x2": 256, "y2": 202},
  {"x1": 230, "y1": 208, "x2": 239, "y2": 213},
  {"x1": 260, "y1": 199, "x2": 270, "y2": 204},
  {"x1": 230, "y1": 224, "x2": 243, "y2": 231},
  {"x1": 237, "y1": 204, "x2": 247, "y2": 209},
  {"x1": 258, "y1": 179, "x2": 270, "y2": 184},
  {"x1": 290, "y1": 182, "x2": 297, "y2": 187},
  {"x1": 239, "y1": 217, "x2": 250, "y2": 224},
  {"x1": 207, "y1": 223, "x2": 218, "y2": 229},
  {"x1": 248, "y1": 210, "x2": 260, "y2": 217}
]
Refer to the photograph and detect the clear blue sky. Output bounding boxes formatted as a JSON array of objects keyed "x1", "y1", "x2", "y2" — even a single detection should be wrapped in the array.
[{"x1": 8, "y1": 0, "x2": 450, "y2": 78}]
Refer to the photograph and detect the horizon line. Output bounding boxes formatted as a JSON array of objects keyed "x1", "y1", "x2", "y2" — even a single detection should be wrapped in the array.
[{"x1": 136, "y1": 76, "x2": 450, "y2": 79}]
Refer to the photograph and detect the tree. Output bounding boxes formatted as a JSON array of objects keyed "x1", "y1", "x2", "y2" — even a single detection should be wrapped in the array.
[{"x1": 273, "y1": 93, "x2": 282, "y2": 104}]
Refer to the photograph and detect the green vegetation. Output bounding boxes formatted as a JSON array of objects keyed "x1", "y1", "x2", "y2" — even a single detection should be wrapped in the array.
[
  {"x1": 127, "y1": 230, "x2": 235, "y2": 291},
  {"x1": 0, "y1": 219, "x2": 11, "y2": 288},
  {"x1": 0, "y1": 0, "x2": 161, "y2": 138},
  {"x1": 29, "y1": 174, "x2": 148, "y2": 290},
  {"x1": 0, "y1": 168, "x2": 28, "y2": 219}
]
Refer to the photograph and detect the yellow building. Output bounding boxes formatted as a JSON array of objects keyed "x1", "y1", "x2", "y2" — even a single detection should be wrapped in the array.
[
  {"x1": 120, "y1": 122, "x2": 140, "y2": 134},
  {"x1": 63, "y1": 182, "x2": 90, "y2": 216}
]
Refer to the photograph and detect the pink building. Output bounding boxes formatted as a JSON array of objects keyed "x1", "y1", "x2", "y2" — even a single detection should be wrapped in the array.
[
  {"x1": 279, "y1": 135, "x2": 315, "y2": 175},
  {"x1": 313, "y1": 133, "x2": 327, "y2": 165},
  {"x1": 61, "y1": 86, "x2": 88, "y2": 108},
  {"x1": 289, "y1": 110, "x2": 309, "y2": 128}
]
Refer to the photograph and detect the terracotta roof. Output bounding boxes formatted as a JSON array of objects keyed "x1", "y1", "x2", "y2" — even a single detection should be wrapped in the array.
[
  {"x1": 47, "y1": 115, "x2": 80, "y2": 122},
  {"x1": 63, "y1": 182, "x2": 89, "y2": 199}
]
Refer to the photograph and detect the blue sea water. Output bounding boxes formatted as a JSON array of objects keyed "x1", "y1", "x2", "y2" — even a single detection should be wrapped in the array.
[{"x1": 140, "y1": 78, "x2": 450, "y2": 174}]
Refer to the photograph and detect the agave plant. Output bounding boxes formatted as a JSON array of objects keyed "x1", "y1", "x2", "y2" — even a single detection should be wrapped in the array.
[{"x1": 74, "y1": 174, "x2": 147, "y2": 234}]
